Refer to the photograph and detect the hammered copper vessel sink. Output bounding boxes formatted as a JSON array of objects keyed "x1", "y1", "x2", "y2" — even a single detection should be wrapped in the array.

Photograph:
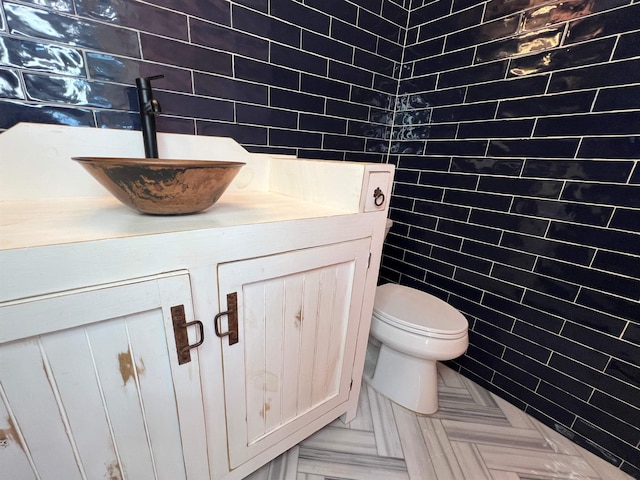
[{"x1": 73, "y1": 157, "x2": 245, "y2": 215}]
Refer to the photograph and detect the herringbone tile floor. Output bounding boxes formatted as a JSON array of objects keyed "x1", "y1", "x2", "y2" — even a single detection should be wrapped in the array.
[{"x1": 245, "y1": 363, "x2": 633, "y2": 480}]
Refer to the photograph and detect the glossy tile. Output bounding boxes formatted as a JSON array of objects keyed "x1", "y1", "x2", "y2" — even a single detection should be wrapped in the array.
[
  {"x1": 476, "y1": 27, "x2": 564, "y2": 64},
  {"x1": 614, "y1": 30, "x2": 640, "y2": 60},
  {"x1": 4, "y1": 3, "x2": 140, "y2": 57},
  {"x1": 150, "y1": 0, "x2": 230, "y2": 24},
  {"x1": 487, "y1": 138, "x2": 579, "y2": 158},
  {"x1": 0, "y1": 36, "x2": 85, "y2": 76},
  {"x1": 523, "y1": 159, "x2": 633, "y2": 182},
  {"x1": 451, "y1": 157, "x2": 524, "y2": 176},
  {"x1": 0, "y1": 68, "x2": 23, "y2": 99},
  {"x1": 359, "y1": 8, "x2": 402, "y2": 42},
  {"x1": 233, "y1": 5, "x2": 299, "y2": 48},
  {"x1": 23, "y1": 73, "x2": 135, "y2": 109},
  {"x1": 438, "y1": 60, "x2": 508, "y2": 88},
  {"x1": 566, "y1": 2, "x2": 640, "y2": 44},
  {"x1": 0, "y1": 99, "x2": 95, "y2": 129},
  {"x1": 190, "y1": 18, "x2": 268, "y2": 61},
  {"x1": 86, "y1": 53, "x2": 191, "y2": 93},
  {"x1": 467, "y1": 76, "x2": 545, "y2": 102},
  {"x1": 462, "y1": 240, "x2": 536, "y2": 270},
  {"x1": 512, "y1": 197, "x2": 613, "y2": 225},
  {"x1": 430, "y1": 101, "x2": 500, "y2": 123},
  {"x1": 577, "y1": 136, "x2": 640, "y2": 159},
  {"x1": 548, "y1": 221, "x2": 640, "y2": 256},
  {"x1": 140, "y1": 33, "x2": 232, "y2": 76},
  {"x1": 196, "y1": 120, "x2": 266, "y2": 145},
  {"x1": 75, "y1": 0, "x2": 188, "y2": 40},
  {"x1": 194, "y1": 73, "x2": 267, "y2": 105},
  {"x1": 594, "y1": 85, "x2": 640, "y2": 111},
  {"x1": 562, "y1": 182, "x2": 640, "y2": 209},
  {"x1": 498, "y1": 91, "x2": 595, "y2": 118},
  {"x1": 548, "y1": 58, "x2": 640, "y2": 92},
  {"x1": 469, "y1": 210, "x2": 549, "y2": 236},
  {"x1": 592, "y1": 250, "x2": 640, "y2": 278},
  {"x1": 271, "y1": 0, "x2": 329, "y2": 35},
  {"x1": 332, "y1": 18, "x2": 378, "y2": 53},
  {"x1": 445, "y1": 15, "x2": 520, "y2": 52},
  {"x1": 457, "y1": 118, "x2": 534, "y2": 139},
  {"x1": 536, "y1": 111, "x2": 640, "y2": 137},
  {"x1": 158, "y1": 90, "x2": 234, "y2": 122},
  {"x1": 234, "y1": 58, "x2": 299, "y2": 90},
  {"x1": 18, "y1": 0, "x2": 73, "y2": 12},
  {"x1": 508, "y1": 37, "x2": 616, "y2": 77}
]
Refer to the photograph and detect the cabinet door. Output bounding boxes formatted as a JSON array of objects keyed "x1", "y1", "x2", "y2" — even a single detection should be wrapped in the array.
[
  {"x1": 0, "y1": 273, "x2": 208, "y2": 480},
  {"x1": 217, "y1": 238, "x2": 370, "y2": 468}
]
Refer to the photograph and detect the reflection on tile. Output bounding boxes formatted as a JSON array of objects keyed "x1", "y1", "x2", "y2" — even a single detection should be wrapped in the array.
[
  {"x1": 0, "y1": 37, "x2": 85, "y2": 76},
  {"x1": 484, "y1": 0, "x2": 543, "y2": 21},
  {"x1": 476, "y1": 28, "x2": 563, "y2": 63},
  {"x1": 75, "y1": 0, "x2": 189, "y2": 40},
  {"x1": 19, "y1": 0, "x2": 74, "y2": 12},
  {"x1": 95, "y1": 110, "x2": 137, "y2": 130},
  {"x1": 509, "y1": 37, "x2": 615, "y2": 76},
  {"x1": 86, "y1": 53, "x2": 192, "y2": 94},
  {"x1": 0, "y1": 68, "x2": 24, "y2": 99},
  {"x1": 151, "y1": 0, "x2": 230, "y2": 25},
  {"x1": 23, "y1": 73, "x2": 135, "y2": 109},
  {"x1": 0, "y1": 100, "x2": 95, "y2": 129},
  {"x1": 4, "y1": 3, "x2": 140, "y2": 57},
  {"x1": 566, "y1": 2, "x2": 640, "y2": 44},
  {"x1": 521, "y1": 0, "x2": 596, "y2": 32}
]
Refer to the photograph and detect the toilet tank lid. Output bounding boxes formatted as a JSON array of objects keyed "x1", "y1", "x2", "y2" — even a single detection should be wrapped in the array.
[{"x1": 374, "y1": 283, "x2": 468, "y2": 335}]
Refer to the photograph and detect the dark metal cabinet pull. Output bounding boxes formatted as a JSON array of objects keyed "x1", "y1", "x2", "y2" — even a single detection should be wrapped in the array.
[
  {"x1": 373, "y1": 187, "x2": 385, "y2": 206},
  {"x1": 214, "y1": 292, "x2": 239, "y2": 346},
  {"x1": 171, "y1": 305, "x2": 204, "y2": 365}
]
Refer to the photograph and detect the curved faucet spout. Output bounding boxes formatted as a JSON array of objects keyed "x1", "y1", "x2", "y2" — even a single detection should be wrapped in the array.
[{"x1": 135, "y1": 75, "x2": 164, "y2": 158}]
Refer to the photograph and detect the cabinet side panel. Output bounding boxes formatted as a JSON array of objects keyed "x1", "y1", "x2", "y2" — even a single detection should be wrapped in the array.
[{"x1": 0, "y1": 339, "x2": 83, "y2": 480}]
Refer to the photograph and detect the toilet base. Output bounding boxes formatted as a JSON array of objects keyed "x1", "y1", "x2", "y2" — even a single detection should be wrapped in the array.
[{"x1": 364, "y1": 342, "x2": 439, "y2": 415}]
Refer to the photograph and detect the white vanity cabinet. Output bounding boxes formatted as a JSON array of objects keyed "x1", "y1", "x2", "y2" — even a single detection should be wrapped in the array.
[
  {"x1": 0, "y1": 124, "x2": 394, "y2": 480},
  {"x1": 217, "y1": 238, "x2": 370, "y2": 469},
  {"x1": 0, "y1": 273, "x2": 209, "y2": 480}
]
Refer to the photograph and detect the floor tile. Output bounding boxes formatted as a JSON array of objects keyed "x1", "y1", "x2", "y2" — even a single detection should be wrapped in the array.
[{"x1": 244, "y1": 363, "x2": 634, "y2": 480}]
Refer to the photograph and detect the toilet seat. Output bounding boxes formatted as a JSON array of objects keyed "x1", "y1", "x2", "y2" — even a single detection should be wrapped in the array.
[{"x1": 373, "y1": 283, "x2": 467, "y2": 339}]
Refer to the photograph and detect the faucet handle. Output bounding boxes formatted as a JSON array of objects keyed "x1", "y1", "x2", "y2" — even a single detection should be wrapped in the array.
[{"x1": 135, "y1": 74, "x2": 165, "y2": 90}]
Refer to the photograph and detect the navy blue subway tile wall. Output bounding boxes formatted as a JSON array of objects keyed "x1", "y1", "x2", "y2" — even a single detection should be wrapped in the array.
[
  {"x1": 381, "y1": 0, "x2": 639, "y2": 477},
  {"x1": 0, "y1": 0, "x2": 638, "y2": 476},
  {"x1": 0, "y1": 0, "x2": 403, "y2": 158}
]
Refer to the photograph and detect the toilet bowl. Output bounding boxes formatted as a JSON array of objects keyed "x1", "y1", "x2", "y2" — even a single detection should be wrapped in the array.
[{"x1": 364, "y1": 220, "x2": 469, "y2": 414}]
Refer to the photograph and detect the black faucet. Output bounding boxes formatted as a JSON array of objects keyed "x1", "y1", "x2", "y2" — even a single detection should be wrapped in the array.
[{"x1": 135, "y1": 75, "x2": 164, "y2": 158}]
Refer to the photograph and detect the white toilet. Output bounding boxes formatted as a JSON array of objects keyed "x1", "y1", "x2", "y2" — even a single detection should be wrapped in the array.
[{"x1": 364, "y1": 220, "x2": 469, "y2": 414}]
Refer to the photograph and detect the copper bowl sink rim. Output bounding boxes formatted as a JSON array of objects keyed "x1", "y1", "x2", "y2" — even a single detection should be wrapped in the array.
[{"x1": 72, "y1": 157, "x2": 246, "y2": 168}]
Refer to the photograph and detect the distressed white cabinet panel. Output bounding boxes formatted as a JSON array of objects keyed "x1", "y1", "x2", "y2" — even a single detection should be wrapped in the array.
[
  {"x1": 217, "y1": 238, "x2": 371, "y2": 469},
  {"x1": 0, "y1": 273, "x2": 209, "y2": 480}
]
